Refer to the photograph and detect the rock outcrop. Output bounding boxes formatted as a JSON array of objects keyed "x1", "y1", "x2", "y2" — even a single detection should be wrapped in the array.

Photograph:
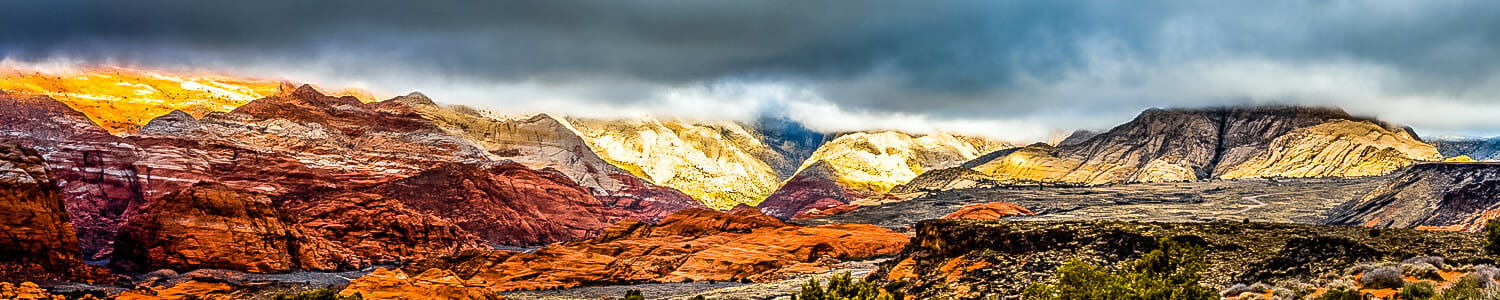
[
  {"x1": 940, "y1": 202, "x2": 1035, "y2": 220},
  {"x1": 111, "y1": 182, "x2": 357, "y2": 273},
  {"x1": 277, "y1": 189, "x2": 487, "y2": 264},
  {"x1": 0, "y1": 142, "x2": 89, "y2": 281},
  {"x1": 1323, "y1": 163, "x2": 1500, "y2": 232},
  {"x1": 363, "y1": 162, "x2": 625, "y2": 246},
  {"x1": 340, "y1": 268, "x2": 500, "y2": 300},
  {"x1": 873, "y1": 220, "x2": 1485, "y2": 299},
  {"x1": 405, "y1": 208, "x2": 909, "y2": 291},
  {"x1": 758, "y1": 132, "x2": 1009, "y2": 219},
  {"x1": 902, "y1": 106, "x2": 1441, "y2": 189}
]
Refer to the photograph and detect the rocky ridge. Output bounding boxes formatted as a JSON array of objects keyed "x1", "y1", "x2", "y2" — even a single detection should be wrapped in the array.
[
  {"x1": 0, "y1": 67, "x2": 370, "y2": 134},
  {"x1": 899, "y1": 106, "x2": 1441, "y2": 190}
]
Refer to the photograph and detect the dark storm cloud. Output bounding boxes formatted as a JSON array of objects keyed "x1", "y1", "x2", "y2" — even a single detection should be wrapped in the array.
[{"x1": 3, "y1": 0, "x2": 1500, "y2": 139}]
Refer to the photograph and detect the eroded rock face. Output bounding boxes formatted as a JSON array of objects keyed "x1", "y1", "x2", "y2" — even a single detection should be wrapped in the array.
[
  {"x1": 758, "y1": 132, "x2": 1009, "y2": 219},
  {"x1": 0, "y1": 92, "x2": 145, "y2": 258},
  {"x1": 0, "y1": 142, "x2": 87, "y2": 281},
  {"x1": 111, "y1": 182, "x2": 357, "y2": 273},
  {"x1": 1324, "y1": 163, "x2": 1500, "y2": 232},
  {"x1": 905, "y1": 106, "x2": 1440, "y2": 189},
  {"x1": 940, "y1": 202, "x2": 1035, "y2": 220},
  {"x1": 407, "y1": 208, "x2": 908, "y2": 292},
  {"x1": 340, "y1": 268, "x2": 501, "y2": 300}
]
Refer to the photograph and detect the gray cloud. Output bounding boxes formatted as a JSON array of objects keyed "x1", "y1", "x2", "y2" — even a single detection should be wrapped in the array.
[{"x1": 3, "y1": 0, "x2": 1500, "y2": 140}]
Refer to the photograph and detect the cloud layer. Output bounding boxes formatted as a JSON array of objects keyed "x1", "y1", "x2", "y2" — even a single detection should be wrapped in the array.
[{"x1": 3, "y1": 0, "x2": 1500, "y2": 140}]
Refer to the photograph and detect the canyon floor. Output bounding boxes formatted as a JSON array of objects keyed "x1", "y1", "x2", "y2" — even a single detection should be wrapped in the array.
[{"x1": 800, "y1": 177, "x2": 1388, "y2": 229}]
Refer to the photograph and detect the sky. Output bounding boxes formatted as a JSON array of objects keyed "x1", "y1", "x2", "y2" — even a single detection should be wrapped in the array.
[{"x1": 3, "y1": 0, "x2": 1500, "y2": 141}]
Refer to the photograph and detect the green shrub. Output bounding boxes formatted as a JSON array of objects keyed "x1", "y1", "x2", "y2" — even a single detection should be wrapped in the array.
[
  {"x1": 1434, "y1": 275, "x2": 1500, "y2": 300},
  {"x1": 791, "y1": 272, "x2": 901, "y2": 300},
  {"x1": 270, "y1": 288, "x2": 363, "y2": 300},
  {"x1": 1398, "y1": 281, "x2": 1436, "y2": 300},
  {"x1": 622, "y1": 289, "x2": 645, "y2": 300},
  {"x1": 1022, "y1": 238, "x2": 1217, "y2": 300},
  {"x1": 1314, "y1": 289, "x2": 1369, "y2": 300},
  {"x1": 1486, "y1": 218, "x2": 1500, "y2": 256}
]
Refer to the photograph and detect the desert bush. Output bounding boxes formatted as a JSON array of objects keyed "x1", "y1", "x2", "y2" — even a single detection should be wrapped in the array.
[
  {"x1": 1314, "y1": 289, "x2": 1368, "y2": 300},
  {"x1": 1022, "y1": 238, "x2": 1216, "y2": 300},
  {"x1": 1274, "y1": 280, "x2": 1316, "y2": 299},
  {"x1": 1434, "y1": 275, "x2": 1500, "y2": 300},
  {"x1": 271, "y1": 288, "x2": 363, "y2": 300},
  {"x1": 1403, "y1": 256, "x2": 1448, "y2": 269},
  {"x1": 622, "y1": 289, "x2": 645, "y2": 300},
  {"x1": 1403, "y1": 263, "x2": 1445, "y2": 281},
  {"x1": 1222, "y1": 283, "x2": 1273, "y2": 298},
  {"x1": 1359, "y1": 266, "x2": 1406, "y2": 290},
  {"x1": 1398, "y1": 281, "x2": 1436, "y2": 300},
  {"x1": 791, "y1": 272, "x2": 901, "y2": 300},
  {"x1": 1270, "y1": 287, "x2": 1296, "y2": 300}
]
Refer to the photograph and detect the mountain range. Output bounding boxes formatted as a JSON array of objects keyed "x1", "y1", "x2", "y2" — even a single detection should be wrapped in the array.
[{"x1": 3, "y1": 68, "x2": 1497, "y2": 299}]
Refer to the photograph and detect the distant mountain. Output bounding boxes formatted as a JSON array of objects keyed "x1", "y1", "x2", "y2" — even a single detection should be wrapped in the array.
[
  {"x1": 1324, "y1": 163, "x2": 1500, "y2": 232},
  {"x1": 0, "y1": 67, "x2": 371, "y2": 134},
  {"x1": 757, "y1": 131, "x2": 1010, "y2": 219},
  {"x1": 1433, "y1": 137, "x2": 1500, "y2": 161},
  {"x1": 899, "y1": 106, "x2": 1441, "y2": 191}
]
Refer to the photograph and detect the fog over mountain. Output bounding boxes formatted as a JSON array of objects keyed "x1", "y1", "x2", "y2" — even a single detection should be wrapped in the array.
[{"x1": 4, "y1": 0, "x2": 1500, "y2": 141}]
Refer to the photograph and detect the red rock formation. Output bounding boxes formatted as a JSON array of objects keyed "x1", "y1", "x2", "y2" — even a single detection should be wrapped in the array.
[
  {"x1": 0, "y1": 92, "x2": 145, "y2": 258},
  {"x1": 941, "y1": 202, "x2": 1035, "y2": 220},
  {"x1": 278, "y1": 189, "x2": 487, "y2": 264},
  {"x1": 757, "y1": 162, "x2": 869, "y2": 220},
  {"x1": 411, "y1": 208, "x2": 908, "y2": 291},
  {"x1": 111, "y1": 182, "x2": 358, "y2": 273},
  {"x1": 339, "y1": 268, "x2": 501, "y2": 300},
  {"x1": 0, "y1": 142, "x2": 93, "y2": 282},
  {"x1": 364, "y1": 162, "x2": 626, "y2": 246}
]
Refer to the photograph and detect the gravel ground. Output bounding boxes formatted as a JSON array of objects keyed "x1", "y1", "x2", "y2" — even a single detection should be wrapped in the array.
[{"x1": 500, "y1": 260, "x2": 887, "y2": 300}]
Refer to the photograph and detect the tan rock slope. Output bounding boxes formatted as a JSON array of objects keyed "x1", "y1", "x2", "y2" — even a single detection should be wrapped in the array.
[
  {"x1": 758, "y1": 132, "x2": 1010, "y2": 219},
  {"x1": 399, "y1": 208, "x2": 909, "y2": 292},
  {"x1": 569, "y1": 117, "x2": 810, "y2": 209},
  {"x1": 1324, "y1": 163, "x2": 1500, "y2": 232},
  {"x1": 900, "y1": 106, "x2": 1440, "y2": 190}
]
